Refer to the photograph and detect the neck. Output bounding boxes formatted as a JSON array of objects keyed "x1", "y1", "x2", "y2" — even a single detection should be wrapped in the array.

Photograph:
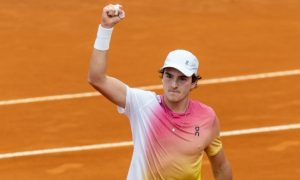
[{"x1": 163, "y1": 96, "x2": 190, "y2": 113}]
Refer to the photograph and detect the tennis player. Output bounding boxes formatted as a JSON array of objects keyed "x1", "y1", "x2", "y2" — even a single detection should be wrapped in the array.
[{"x1": 88, "y1": 4, "x2": 233, "y2": 180}]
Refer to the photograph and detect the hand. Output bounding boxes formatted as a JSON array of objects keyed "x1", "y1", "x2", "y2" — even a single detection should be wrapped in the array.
[{"x1": 101, "y1": 4, "x2": 125, "y2": 28}]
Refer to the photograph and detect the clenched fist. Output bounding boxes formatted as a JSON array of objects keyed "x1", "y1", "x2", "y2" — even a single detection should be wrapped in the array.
[{"x1": 101, "y1": 4, "x2": 125, "y2": 28}]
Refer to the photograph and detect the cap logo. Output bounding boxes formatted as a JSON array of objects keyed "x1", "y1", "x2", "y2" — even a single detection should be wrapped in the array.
[{"x1": 185, "y1": 60, "x2": 189, "y2": 65}]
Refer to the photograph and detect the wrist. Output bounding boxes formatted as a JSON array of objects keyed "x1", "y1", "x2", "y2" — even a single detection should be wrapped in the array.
[
  {"x1": 100, "y1": 22, "x2": 113, "y2": 29},
  {"x1": 94, "y1": 24, "x2": 114, "y2": 51}
]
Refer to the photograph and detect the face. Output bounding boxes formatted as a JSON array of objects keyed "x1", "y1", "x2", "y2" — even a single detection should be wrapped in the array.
[{"x1": 162, "y1": 68, "x2": 196, "y2": 103}]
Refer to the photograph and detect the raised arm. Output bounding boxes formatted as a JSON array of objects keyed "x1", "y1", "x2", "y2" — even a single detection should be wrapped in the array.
[{"x1": 88, "y1": 4, "x2": 127, "y2": 108}]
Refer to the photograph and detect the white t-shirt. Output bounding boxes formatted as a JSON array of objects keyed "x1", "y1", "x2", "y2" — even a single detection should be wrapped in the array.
[{"x1": 118, "y1": 87, "x2": 222, "y2": 180}]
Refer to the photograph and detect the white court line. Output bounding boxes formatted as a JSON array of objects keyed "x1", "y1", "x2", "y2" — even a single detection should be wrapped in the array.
[
  {"x1": 0, "y1": 123, "x2": 299, "y2": 160},
  {"x1": 1, "y1": 69, "x2": 300, "y2": 106}
]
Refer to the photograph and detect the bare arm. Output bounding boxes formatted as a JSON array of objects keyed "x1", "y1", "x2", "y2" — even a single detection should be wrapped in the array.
[
  {"x1": 208, "y1": 148, "x2": 233, "y2": 180},
  {"x1": 206, "y1": 116, "x2": 233, "y2": 179},
  {"x1": 88, "y1": 4, "x2": 127, "y2": 108}
]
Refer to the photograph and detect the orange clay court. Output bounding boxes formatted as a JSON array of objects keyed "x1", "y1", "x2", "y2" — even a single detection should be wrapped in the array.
[{"x1": 1, "y1": 0, "x2": 300, "y2": 179}]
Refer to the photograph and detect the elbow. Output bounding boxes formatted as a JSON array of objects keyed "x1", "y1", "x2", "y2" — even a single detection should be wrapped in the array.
[
  {"x1": 87, "y1": 72, "x2": 106, "y2": 87},
  {"x1": 87, "y1": 72, "x2": 95, "y2": 85},
  {"x1": 87, "y1": 73, "x2": 95, "y2": 85},
  {"x1": 87, "y1": 77, "x2": 95, "y2": 86}
]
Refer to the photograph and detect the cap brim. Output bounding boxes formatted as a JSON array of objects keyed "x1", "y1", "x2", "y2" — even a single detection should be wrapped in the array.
[{"x1": 161, "y1": 64, "x2": 194, "y2": 77}]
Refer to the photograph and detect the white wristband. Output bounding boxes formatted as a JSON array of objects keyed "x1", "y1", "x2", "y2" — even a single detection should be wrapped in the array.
[{"x1": 94, "y1": 25, "x2": 113, "y2": 51}]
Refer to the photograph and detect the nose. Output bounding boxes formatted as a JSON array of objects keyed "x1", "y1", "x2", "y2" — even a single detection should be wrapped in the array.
[{"x1": 171, "y1": 79, "x2": 178, "y2": 88}]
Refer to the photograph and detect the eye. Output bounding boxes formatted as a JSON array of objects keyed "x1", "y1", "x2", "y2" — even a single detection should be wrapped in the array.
[
  {"x1": 179, "y1": 76, "x2": 188, "y2": 81},
  {"x1": 165, "y1": 73, "x2": 172, "y2": 78}
]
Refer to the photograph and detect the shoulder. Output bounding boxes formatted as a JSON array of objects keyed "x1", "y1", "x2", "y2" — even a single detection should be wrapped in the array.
[
  {"x1": 190, "y1": 99, "x2": 216, "y2": 117},
  {"x1": 128, "y1": 87, "x2": 157, "y2": 99},
  {"x1": 189, "y1": 99, "x2": 218, "y2": 128},
  {"x1": 126, "y1": 87, "x2": 159, "y2": 106},
  {"x1": 119, "y1": 87, "x2": 159, "y2": 115}
]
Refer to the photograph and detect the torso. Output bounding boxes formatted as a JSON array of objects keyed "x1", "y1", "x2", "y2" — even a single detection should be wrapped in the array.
[{"x1": 119, "y1": 88, "x2": 217, "y2": 180}]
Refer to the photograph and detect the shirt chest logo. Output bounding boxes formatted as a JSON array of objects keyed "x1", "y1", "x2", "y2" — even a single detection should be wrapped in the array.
[{"x1": 195, "y1": 126, "x2": 200, "y2": 136}]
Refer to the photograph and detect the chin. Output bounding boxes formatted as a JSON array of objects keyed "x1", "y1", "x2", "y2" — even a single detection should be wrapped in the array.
[{"x1": 166, "y1": 94, "x2": 182, "y2": 103}]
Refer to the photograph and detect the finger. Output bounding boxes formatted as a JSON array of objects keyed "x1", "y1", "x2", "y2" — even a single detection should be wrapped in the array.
[
  {"x1": 107, "y1": 10, "x2": 114, "y2": 17},
  {"x1": 103, "y1": 4, "x2": 113, "y2": 13},
  {"x1": 114, "y1": 4, "x2": 125, "y2": 19},
  {"x1": 105, "y1": 4, "x2": 120, "y2": 15},
  {"x1": 118, "y1": 10, "x2": 125, "y2": 19},
  {"x1": 104, "y1": 5, "x2": 115, "y2": 16},
  {"x1": 113, "y1": 4, "x2": 121, "y2": 15}
]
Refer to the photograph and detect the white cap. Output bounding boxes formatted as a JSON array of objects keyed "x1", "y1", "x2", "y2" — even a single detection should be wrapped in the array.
[{"x1": 161, "y1": 49, "x2": 199, "y2": 77}]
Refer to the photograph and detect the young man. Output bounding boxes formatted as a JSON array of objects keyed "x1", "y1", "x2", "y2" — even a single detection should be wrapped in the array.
[{"x1": 88, "y1": 4, "x2": 232, "y2": 180}]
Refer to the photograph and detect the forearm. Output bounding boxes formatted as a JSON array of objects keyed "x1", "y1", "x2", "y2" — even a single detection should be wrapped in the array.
[
  {"x1": 208, "y1": 148, "x2": 233, "y2": 180},
  {"x1": 213, "y1": 161, "x2": 233, "y2": 180},
  {"x1": 88, "y1": 21, "x2": 115, "y2": 83}
]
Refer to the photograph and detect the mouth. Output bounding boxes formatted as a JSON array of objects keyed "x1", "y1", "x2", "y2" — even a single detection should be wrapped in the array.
[{"x1": 169, "y1": 91, "x2": 180, "y2": 94}]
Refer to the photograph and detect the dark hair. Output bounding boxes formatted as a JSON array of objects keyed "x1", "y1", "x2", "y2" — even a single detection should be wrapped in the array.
[{"x1": 159, "y1": 69, "x2": 202, "y2": 84}]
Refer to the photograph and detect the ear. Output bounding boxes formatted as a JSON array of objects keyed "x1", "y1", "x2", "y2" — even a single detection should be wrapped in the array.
[{"x1": 191, "y1": 81, "x2": 197, "y2": 89}]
